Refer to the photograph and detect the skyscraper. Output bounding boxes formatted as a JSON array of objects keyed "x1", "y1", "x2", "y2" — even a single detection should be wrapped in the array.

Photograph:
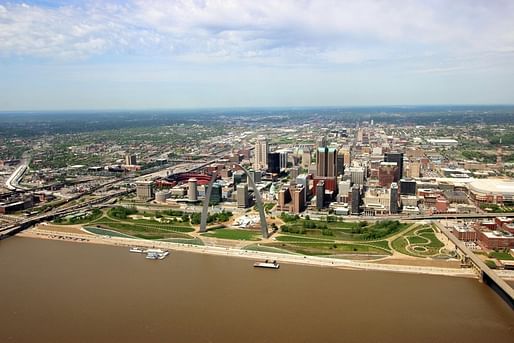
[
  {"x1": 135, "y1": 180, "x2": 153, "y2": 201},
  {"x1": 125, "y1": 154, "x2": 137, "y2": 166},
  {"x1": 384, "y1": 152, "x2": 404, "y2": 181},
  {"x1": 188, "y1": 178, "x2": 198, "y2": 201},
  {"x1": 316, "y1": 180, "x2": 325, "y2": 209},
  {"x1": 237, "y1": 183, "x2": 249, "y2": 208},
  {"x1": 351, "y1": 184, "x2": 361, "y2": 215},
  {"x1": 378, "y1": 162, "x2": 398, "y2": 188},
  {"x1": 254, "y1": 137, "x2": 269, "y2": 170},
  {"x1": 390, "y1": 182, "x2": 399, "y2": 214},
  {"x1": 316, "y1": 147, "x2": 337, "y2": 177},
  {"x1": 267, "y1": 152, "x2": 280, "y2": 174}
]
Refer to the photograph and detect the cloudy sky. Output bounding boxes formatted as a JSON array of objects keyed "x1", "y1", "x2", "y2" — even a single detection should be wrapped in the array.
[{"x1": 1, "y1": 0, "x2": 514, "y2": 110}]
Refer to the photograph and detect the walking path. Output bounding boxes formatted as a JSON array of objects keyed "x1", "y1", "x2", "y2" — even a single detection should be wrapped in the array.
[{"x1": 19, "y1": 227, "x2": 476, "y2": 279}]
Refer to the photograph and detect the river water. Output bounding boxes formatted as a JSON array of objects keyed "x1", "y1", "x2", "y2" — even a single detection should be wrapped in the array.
[{"x1": 0, "y1": 237, "x2": 512, "y2": 343}]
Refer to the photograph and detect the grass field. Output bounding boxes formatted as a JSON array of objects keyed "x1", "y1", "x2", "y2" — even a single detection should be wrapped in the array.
[
  {"x1": 391, "y1": 225, "x2": 446, "y2": 257},
  {"x1": 202, "y1": 228, "x2": 261, "y2": 241},
  {"x1": 263, "y1": 241, "x2": 391, "y2": 256}
]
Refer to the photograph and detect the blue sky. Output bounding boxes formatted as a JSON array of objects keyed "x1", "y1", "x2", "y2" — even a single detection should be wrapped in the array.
[{"x1": 1, "y1": 0, "x2": 514, "y2": 110}]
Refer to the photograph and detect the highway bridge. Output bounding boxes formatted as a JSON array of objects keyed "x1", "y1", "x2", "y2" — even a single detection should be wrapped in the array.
[{"x1": 434, "y1": 221, "x2": 514, "y2": 309}]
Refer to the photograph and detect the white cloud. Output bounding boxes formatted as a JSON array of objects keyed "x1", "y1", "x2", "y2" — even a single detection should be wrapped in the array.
[{"x1": 0, "y1": 0, "x2": 513, "y2": 66}]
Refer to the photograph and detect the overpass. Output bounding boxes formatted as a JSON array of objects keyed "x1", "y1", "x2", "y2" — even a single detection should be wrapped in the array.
[{"x1": 434, "y1": 221, "x2": 514, "y2": 309}]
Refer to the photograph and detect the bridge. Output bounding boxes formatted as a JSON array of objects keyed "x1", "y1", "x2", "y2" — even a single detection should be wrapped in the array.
[{"x1": 434, "y1": 221, "x2": 514, "y2": 309}]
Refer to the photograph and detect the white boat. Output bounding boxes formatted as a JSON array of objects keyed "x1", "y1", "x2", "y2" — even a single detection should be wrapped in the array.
[
  {"x1": 253, "y1": 259, "x2": 280, "y2": 269},
  {"x1": 129, "y1": 247, "x2": 145, "y2": 253},
  {"x1": 145, "y1": 250, "x2": 170, "y2": 260}
]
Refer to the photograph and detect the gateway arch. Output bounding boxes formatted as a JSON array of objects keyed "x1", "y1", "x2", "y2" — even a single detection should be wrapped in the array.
[{"x1": 199, "y1": 165, "x2": 268, "y2": 238}]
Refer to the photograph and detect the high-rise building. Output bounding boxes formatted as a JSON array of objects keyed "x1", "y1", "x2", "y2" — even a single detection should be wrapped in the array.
[
  {"x1": 237, "y1": 183, "x2": 249, "y2": 208},
  {"x1": 267, "y1": 152, "x2": 280, "y2": 174},
  {"x1": 399, "y1": 178, "x2": 417, "y2": 195},
  {"x1": 390, "y1": 183, "x2": 399, "y2": 214},
  {"x1": 290, "y1": 166, "x2": 300, "y2": 180},
  {"x1": 378, "y1": 162, "x2": 398, "y2": 187},
  {"x1": 292, "y1": 185, "x2": 306, "y2": 213},
  {"x1": 278, "y1": 186, "x2": 291, "y2": 211},
  {"x1": 349, "y1": 167, "x2": 365, "y2": 185},
  {"x1": 136, "y1": 180, "x2": 153, "y2": 201},
  {"x1": 316, "y1": 147, "x2": 337, "y2": 177},
  {"x1": 316, "y1": 136, "x2": 327, "y2": 148},
  {"x1": 125, "y1": 154, "x2": 137, "y2": 166},
  {"x1": 316, "y1": 180, "x2": 325, "y2": 209},
  {"x1": 188, "y1": 178, "x2": 198, "y2": 201},
  {"x1": 384, "y1": 152, "x2": 404, "y2": 181},
  {"x1": 206, "y1": 183, "x2": 222, "y2": 205},
  {"x1": 302, "y1": 149, "x2": 311, "y2": 168},
  {"x1": 296, "y1": 174, "x2": 309, "y2": 203},
  {"x1": 254, "y1": 137, "x2": 269, "y2": 170},
  {"x1": 337, "y1": 180, "x2": 351, "y2": 202},
  {"x1": 351, "y1": 184, "x2": 361, "y2": 215},
  {"x1": 278, "y1": 151, "x2": 289, "y2": 170},
  {"x1": 336, "y1": 150, "x2": 345, "y2": 177}
]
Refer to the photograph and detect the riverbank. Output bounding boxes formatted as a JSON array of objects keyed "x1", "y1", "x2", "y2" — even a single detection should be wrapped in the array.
[{"x1": 18, "y1": 225, "x2": 479, "y2": 279}]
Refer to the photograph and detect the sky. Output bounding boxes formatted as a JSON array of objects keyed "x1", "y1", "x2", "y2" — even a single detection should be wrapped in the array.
[{"x1": 1, "y1": 0, "x2": 514, "y2": 110}]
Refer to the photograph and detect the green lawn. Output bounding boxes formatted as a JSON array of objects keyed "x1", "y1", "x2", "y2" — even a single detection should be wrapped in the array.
[
  {"x1": 201, "y1": 229, "x2": 261, "y2": 241},
  {"x1": 391, "y1": 226, "x2": 445, "y2": 257},
  {"x1": 275, "y1": 235, "x2": 335, "y2": 243},
  {"x1": 265, "y1": 242, "x2": 391, "y2": 256},
  {"x1": 489, "y1": 251, "x2": 514, "y2": 260}
]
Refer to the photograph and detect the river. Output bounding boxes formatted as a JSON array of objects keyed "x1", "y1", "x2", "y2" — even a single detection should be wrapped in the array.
[{"x1": 0, "y1": 237, "x2": 512, "y2": 342}]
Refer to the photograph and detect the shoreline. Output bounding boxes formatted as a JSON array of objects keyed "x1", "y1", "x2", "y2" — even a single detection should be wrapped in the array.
[{"x1": 16, "y1": 227, "x2": 480, "y2": 279}]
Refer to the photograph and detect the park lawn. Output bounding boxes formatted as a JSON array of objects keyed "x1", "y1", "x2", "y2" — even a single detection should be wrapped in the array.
[
  {"x1": 407, "y1": 235, "x2": 430, "y2": 244},
  {"x1": 391, "y1": 236, "x2": 414, "y2": 256},
  {"x1": 202, "y1": 228, "x2": 261, "y2": 241},
  {"x1": 275, "y1": 235, "x2": 335, "y2": 243},
  {"x1": 82, "y1": 226, "x2": 136, "y2": 238},
  {"x1": 93, "y1": 222, "x2": 193, "y2": 239},
  {"x1": 419, "y1": 232, "x2": 445, "y2": 248},
  {"x1": 266, "y1": 242, "x2": 391, "y2": 256},
  {"x1": 489, "y1": 251, "x2": 514, "y2": 260}
]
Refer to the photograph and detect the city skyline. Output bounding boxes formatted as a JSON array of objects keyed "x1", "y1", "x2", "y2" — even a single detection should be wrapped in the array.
[{"x1": 1, "y1": 0, "x2": 514, "y2": 110}]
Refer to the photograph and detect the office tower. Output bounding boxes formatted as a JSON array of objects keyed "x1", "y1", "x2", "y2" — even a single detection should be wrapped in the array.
[
  {"x1": 316, "y1": 147, "x2": 337, "y2": 177},
  {"x1": 290, "y1": 166, "x2": 300, "y2": 180},
  {"x1": 302, "y1": 149, "x2": 311, "y2": 168},
  {"x1": 279, "y1": 151, "x2": 288, "y2": 170},
  {"x1": 384, "y1": 152, "x2": 404, "y2": 181},
  {"x1": 378, "y1": 162, "x2": 398, "y2": 188},
  {"x1": 237, "y1": 183, "x2": 249, "y2": 208},
  {"x1": 337, "y1": 180, "x2": 351, "y2": 202},
  {"x1": 390, "y1": 183, "x2": 399, "y2": 214},
  {"x1": 135, "y1": 180, "x2": 153, "y2": 201},
  {"x1": 336, "y1": 150, "x2": 345, "y2": 176},
  {"x1": 316, "y1": 180, "x2": 325, "y2": 209},
  {"x1": 351, "y1": 184, "x2": 361, "y2": 215},
  {"x1": 207, "y1": 183, "x2": 222, "y2": 205},
  {"x1": 407, "y1": 161, "x2": 420, "y2": 178},
  {"x1": 278, "y1": 186, "x2": 291, "y2": 210},
  {"x1": 252, "y1": 170, "x2": 262, "y2": 183},
  {"x1": 267, "y1": 152, "x2": 280, "y2": 174},
  {"x1": 316, "y1": 136, "x2": 327, "y2": 148},
  {"x1": 125, "y1": 154, "x2": 137, "y2": 166},
  {"x1": 349, "y1": 166, "x2": 365, "y2": 185},
  {"x1": 292, "y1": 185, "x2": 306, "y2": 213},
  {"x1": 188, "y1": 178, "x2": 198, "y2": 201},
  {"x1": 399, "y1": 178, "x2": 417, "y2": 195},
  {"x1": 296, "y1": 174, "x2": 309, "y2": 203},
  {"x1": 254, "y1": 137, "x2": 269, "y2": 170}
]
